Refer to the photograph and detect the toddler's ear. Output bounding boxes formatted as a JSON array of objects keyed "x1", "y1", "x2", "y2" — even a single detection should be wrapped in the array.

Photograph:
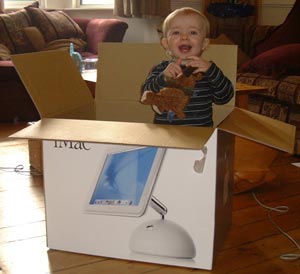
[
  {"x1": 202, "y1": 38, "x2": 210, "y2": 51},
  {"x1": 161, "y1": 37, "x2": 169, "y2": 51}
]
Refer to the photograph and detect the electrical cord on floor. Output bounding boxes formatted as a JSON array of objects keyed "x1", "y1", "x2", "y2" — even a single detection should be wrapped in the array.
[
  {"x1": 0, "y1": 164, "x2": 42, "y2": 176},
  {"x1": 252, "y1": 191, "x2": 300, "y2": 261}
]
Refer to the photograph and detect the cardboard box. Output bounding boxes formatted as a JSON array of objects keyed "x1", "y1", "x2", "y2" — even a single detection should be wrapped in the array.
[
  {"x1": 12, "y1": 119, "x2": 234, "y2": 270},
  {"x1": 10, "y1": 44, "x2": 296, "y2": 270}
]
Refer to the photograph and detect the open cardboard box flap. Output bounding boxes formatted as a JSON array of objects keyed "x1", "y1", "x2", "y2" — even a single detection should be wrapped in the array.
[
  {"x1": 11, "y1": 112, "x2": 295, "y2": 153},
  {"x1": 10, "y1": 118, "x2": 214, "y2": 149},
  {"x1": 11, "y1": 50, "x2": 95, "y2": 120},
  {"x1": 10, "y1": 45, "x2": 296, "y2": 153},
  {"x1": 219, "y1": 107, "x2": 295, "y2": 153}
]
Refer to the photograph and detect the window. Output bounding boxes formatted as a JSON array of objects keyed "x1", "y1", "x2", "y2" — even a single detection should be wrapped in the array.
[
  {"x1": 81, "y1": 0, "x2": 113, "y2": 4},
  {"x1": 79, "y1": 0, "x2": 114, "y2": 8},
  {"x1": 4, "y1": 0, "x2": 114, "y2": 9},
  {"x1": 4, "y1": 0, "x2": 33, "y2": 9}
]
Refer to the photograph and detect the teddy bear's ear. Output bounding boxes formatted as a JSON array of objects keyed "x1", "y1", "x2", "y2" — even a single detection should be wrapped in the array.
[{"x1": 140, "y1": 90, "x2": 152, "y2": 104}]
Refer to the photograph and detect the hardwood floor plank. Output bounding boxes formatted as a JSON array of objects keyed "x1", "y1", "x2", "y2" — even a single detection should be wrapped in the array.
[
  {"x1": 51, "y1": 259, "x2": 162, "y2": 274},
  {"x1": 0, "y1": 221, "x2": 46, "y2": 244},
  {"x1": 233, "y1": 164, "x2": 300, "y2": 210},
  {"x1": 0, "y1": 237, "x2": 105, "y2": 274},
  {"x1": 138, "y1": 265, "x2": 194, "y2": 274},
  {"x1": 46, "y1": 250, "x2": 108, "y2": 273},
  {"x1": 0, "y1": 197, "x2": 45, "y2": 228},
  {"x1": 232, "y1": 194, "x2": 300, "y2": 226},
  {"x1": 227, "y1": 258, "x2": 300, "y2": 274},
  {"x1": 223, "y1": 210, "x2": 300, "y2": 250},
  {"x1": 213, "y1": 228, "x2": 300, "y2": 274}
]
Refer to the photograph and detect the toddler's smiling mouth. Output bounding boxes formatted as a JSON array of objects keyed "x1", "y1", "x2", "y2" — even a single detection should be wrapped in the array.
[{"x1": 179, "y1": 45, "x2": 192, "y2": 53}]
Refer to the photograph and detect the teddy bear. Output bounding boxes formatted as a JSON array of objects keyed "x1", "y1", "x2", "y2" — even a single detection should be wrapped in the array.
[{"x1": 141, "y1": 66, "x2": 202, "y2": 119}]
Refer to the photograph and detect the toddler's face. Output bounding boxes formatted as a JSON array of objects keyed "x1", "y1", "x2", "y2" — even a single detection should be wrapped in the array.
[{"x1": 162, "y1": 14, "x2": 209, "y2": 60}]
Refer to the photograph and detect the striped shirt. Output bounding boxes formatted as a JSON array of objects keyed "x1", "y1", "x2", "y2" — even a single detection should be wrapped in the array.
[{"x1": 141, "y1": 60, "x2": 234, "y2": 127}]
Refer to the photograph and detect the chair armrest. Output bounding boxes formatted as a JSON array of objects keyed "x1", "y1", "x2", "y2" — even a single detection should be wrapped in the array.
[
  {"x1": 84, "y1": 18, "x2": 128, "y2": 55},
  {"x1": 73, "y1": 17, "x2": 91, "y2": 34}
]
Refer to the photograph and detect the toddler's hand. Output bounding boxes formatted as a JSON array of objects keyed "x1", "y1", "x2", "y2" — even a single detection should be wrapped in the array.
[
  {"x1": 163, "y1": 58, "x2": 183, "y2": 80},
  {"x1": 181, "y1": 56, "x2": 211, "y2": 75}
]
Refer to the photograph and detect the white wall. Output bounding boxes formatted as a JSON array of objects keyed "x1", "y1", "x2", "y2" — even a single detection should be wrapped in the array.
[
  {"x1": 64, "y1": 0, "x2": 202, "y2": 43},
  {"x1": 65, "y1": 1, "x2": 295, "y2": 43},
  {"x1": 65, "y1": 9, "x2": 162, "y2": 43},
  {"x1": 260, "y1": 0, "x2": 295, "y2": 25}
]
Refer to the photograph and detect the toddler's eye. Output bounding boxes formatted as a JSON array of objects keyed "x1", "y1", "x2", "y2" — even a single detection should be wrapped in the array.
[
  {"x1": 170, "y1": 30, "x2": 180, "y2": 36},
  {"x1": 190, "y1": 30, "x2": 199, "y2": 35},
  {"x1": 169, "y1": 29, "x2": 180, "y2": 36}
]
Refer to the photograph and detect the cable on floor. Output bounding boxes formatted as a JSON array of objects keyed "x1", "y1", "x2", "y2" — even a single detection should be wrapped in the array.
[
  {"x1": 0, "y1": 164, "x2": 42, "y2": 176},
  {"x1": 252, "y1": 191, "x2": 300, "y2": 261}
]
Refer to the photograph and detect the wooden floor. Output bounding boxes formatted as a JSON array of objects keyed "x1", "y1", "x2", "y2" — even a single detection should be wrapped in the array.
[{"x1": 0, "y1": 123, "x2": 300, "y2": 274}]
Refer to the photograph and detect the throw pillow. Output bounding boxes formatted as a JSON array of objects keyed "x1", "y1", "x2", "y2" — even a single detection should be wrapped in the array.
[
  {"x1": 0, "y1": 2, "x2": 39, "y2": 53},
  {"x1": 25, "y1": 7, "x2": 85, "y2": 43},
  {"x1": 254, "y1": 0, "x2": 300, "y2": 56},
  {"x1": 0, "y1": 43, "x2": 11, "y2": 60},
  {"x1": 43, "y1": 38, "x2": 87, "y2": 52},
  {"x1": 23, "y1": 26, "x2": 46, "y2": 51},
  {"x1": 238, "y1": 43, "x2": 300, "y2": 78},
  {"x1": 0, "y1": 9, "x2": 34, "y2": 54}
]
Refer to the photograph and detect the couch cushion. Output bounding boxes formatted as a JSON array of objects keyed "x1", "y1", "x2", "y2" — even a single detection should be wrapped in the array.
[
  {"x1": 43, "y1": 38, "x2": 86, "y2": 52},
  {"x1": 25, "y1": 7, "x2": 85, "y2": 43},
  {"x1": 254, "y1": 0, "x2": 300, "y2": 56},
  {"x1": 277, "y1": 75, "x2": 300, "y2": 105},
  {"x1": 0, "y1": 1, "x2": 39, "y2": 54},
  {"x1": 23, "y1": 25, "x2": 86, "y2": 53},
  {"x1": 237, "y1": 73, "x2": 300, "y2": 106},
  {"x1": 0, "y1": 9, "x2": 34, "y2": 53},
  {"x1": 238, "y1": 43, "x2": 300, "y2": 78},
  {"x1": 260, "y1": 101, "x2": 289, "y2": 122},
  {"x1": 237, "y1": 73, "x2": 278, "y2": 98},
  {"x1": 0, "y1": 43, "x2": 11, "y2": 60},
  {"x1": 23, "y1": 26, "x2": 46, "y2": 51}
]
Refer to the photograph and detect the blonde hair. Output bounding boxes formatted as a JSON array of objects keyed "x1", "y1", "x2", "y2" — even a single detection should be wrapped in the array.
[{"x1": 162, "y1": 7, "x2": 210, "y2": 38}]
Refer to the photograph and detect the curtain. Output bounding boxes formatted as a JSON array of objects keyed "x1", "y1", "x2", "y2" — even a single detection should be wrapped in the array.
[
  {"x1": 114, "y1": 0, "x2": 171, "y2": 18},
  {"x1": 0, "y1": 0, "x2": 4, "y2": 13}
]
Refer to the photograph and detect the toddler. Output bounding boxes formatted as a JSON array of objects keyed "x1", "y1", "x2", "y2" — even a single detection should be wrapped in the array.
[{"x1": 141, "y1": 7, "x2": 234, "y2": 126}]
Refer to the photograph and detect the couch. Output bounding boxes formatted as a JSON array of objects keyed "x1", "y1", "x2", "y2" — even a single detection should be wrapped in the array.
[
  {"x1": 0, "y1": 3, "x2": 128, "y2": 122},
  {"x1": 234, "y1": 0, "x2": 300, "y2": 155}
]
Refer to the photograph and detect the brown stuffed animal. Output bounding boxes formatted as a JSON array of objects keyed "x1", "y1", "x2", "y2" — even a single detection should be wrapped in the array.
[
  {"x1": 142, "y1": 88, "x2": 189, "y2": 119},
  {"x1": 141, "y1": 66, "x2": 202, "y2": 119}
]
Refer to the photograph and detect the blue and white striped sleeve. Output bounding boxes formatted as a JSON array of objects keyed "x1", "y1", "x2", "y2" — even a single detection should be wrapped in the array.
[
  {"x1": 205, "y1": 63, "x2": 234, "y2": 105},
  {"x1": 141, "y1": 62, "x2": 168, "y2": 94}
]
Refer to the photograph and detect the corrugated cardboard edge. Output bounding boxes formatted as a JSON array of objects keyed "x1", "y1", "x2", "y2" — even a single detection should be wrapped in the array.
[
  {"x1": 10, "y1": 109, "x2": 296, "y2": 154},
  {"x1": 219, "y1": 108, "x2": 296, "y2": 153},
  {"x1": 10, "y1": 118, "x2": 214, "y2": 150}
]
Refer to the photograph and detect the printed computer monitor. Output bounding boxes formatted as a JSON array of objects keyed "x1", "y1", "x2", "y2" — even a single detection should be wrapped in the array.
[{"x1": 85, "y1": 145, "x2": 165, "y2": 217}]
